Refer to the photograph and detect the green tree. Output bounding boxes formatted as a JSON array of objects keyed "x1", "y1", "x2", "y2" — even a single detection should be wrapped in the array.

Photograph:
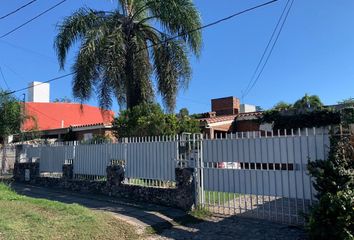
[
  {"x1": 0, "y1": 91, "x2": 22, "y2": 174},
  {"x1": 338, "y1": 97, "x2": 354, "y2": 107},
  {"x1": 307, "y1": 136, "x2": 354, "y2": 239},
  {"x1": 0, "y1": 91, "x2": 22, "y2": 142},
  {"x1": 54, "y1": 0, "x2": 202, "y2": 112},
  {"x1": 113, "y1": 103, "x2": 200, "y2": 138},
  {"x1": 293, "y1": 94, "x2": 323, "y2": 110},
  {"x1": 177, "y1": 108, "x2": 200, "y2": 134},
  {"x1": 53, "y1": 96, "x2": 72, "y2": 103},
  {"x1": 272, "y1": 101, "x2": 292, "y2": 111}
]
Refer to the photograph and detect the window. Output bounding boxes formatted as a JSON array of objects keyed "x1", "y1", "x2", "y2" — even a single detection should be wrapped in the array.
[{"x1": 83, "y1": 133, "x2": 93, "y2": 141}]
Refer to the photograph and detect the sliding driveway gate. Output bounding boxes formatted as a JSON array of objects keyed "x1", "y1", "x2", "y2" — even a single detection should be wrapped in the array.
[{"x1": 196, "y1": 129, "x2": 330, "y2": 225}]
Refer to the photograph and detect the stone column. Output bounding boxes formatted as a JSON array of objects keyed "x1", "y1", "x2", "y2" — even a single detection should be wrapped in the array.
[
  {"x1": 13, "y1": 162, "x2": 39, "y2": 182},
  {"x1": 174, "y1": 168, "x2": 196, "y2": 210},
  {"x1": 106, "y1": 165, "x2": 125, "y2": 188},
  {"x1": 62, "y1": 164, "x2": 73, "y2": 181}
]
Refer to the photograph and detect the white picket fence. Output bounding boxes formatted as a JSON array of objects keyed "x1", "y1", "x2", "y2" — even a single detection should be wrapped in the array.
[{"x1": 22, "y1": 128, "x2": 331, "y2": 225}]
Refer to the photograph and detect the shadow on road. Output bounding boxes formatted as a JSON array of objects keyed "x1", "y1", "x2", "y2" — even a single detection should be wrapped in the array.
[{"x1": 9, "y1": 183, "x2": 307, "y2": 240}]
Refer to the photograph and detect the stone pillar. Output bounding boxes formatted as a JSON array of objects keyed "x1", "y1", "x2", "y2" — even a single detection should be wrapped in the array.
[
  {"x1": 175, "y1": 168, "x2": 196, "y2": 210},
  {"x1": 15, "y1": 144, "x2": 27, "y2": 163},
  {"x1": 13, "y1": 162, "x2": 39, "y2": 182},
  {"x1": 62, "y1": 164, "x2": 73, "y2": 180},
  {"x1": 106, "y1": 165, "x2": 125, "y2": 188}
]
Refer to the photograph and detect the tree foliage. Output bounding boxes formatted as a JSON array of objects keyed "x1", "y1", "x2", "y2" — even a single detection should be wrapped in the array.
[
  {"x1": 53, "y1": 96, "x2": 72, "y2": 103},
  {"x1": 54, "y1": 0, "x2": 202, "y2": 112},
  {"x1": 112, "y1": 103, "x2": 200, "y2": 138},
  {"x1": 338, "y1": 97, "x2": 354, "y2": 107},
  {"x1": 272, "y1": 101, "x2": 292, "y2": 111},
  {"x1": 307, "y1": 136, "x2": 354, "y2": 239},
  {"x1": 293, "y1": 94, "x2": 323, "y2": 110},
  {"x1": 0, "y1": 91, "x2": 22, "y2": 143},
  {"x1": 261, "y1": 109, "x2": 341, "y2": 130},
  {"x1": 263, "y1": 95, "x2": 340, "y2": 129},
  {"x1": 271, "y1": 94, "x2": 324, "y2": 111}
]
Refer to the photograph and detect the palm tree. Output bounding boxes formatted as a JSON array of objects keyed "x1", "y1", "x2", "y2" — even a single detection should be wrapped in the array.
[
  {"x1": 54, "y1": 0, "x2": 202, "y2": 112},
  {"x1": 293, "y1": 94, "x2": 323, "y2": 110}
]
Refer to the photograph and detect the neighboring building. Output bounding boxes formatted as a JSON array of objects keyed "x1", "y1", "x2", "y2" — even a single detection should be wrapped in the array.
[
  {"x1": 240, "y1": 104, "x2": 257, "y2": 113},
  {"x1": 18, "y1": 82, "x2": 115, "y2": 142},
  {"x1": 22, "y1": 102, "x2": 114, "y2": 141},
  {"x1": 199, "y1": 96, "x2": 263, "y2": 138},
  {"x1": 28, "y1": 81, "x2": 50, "y2": 103}
]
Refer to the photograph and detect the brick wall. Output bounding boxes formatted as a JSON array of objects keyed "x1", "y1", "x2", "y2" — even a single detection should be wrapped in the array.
[
  {"x1": 235, "y1": 120, "x2": 260, "y2": 132},
  {"x1": 211, "y1": 97, "x2": 240, "y2": 116}
]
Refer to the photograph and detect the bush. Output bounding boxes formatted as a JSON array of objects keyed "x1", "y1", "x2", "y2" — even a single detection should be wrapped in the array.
[
  {"x1": 113, "y1": 103, "x2": 200, "y2": 138},
  {"x1": 261, "y1": 109, "x2": 341, "y2": 130},
  {"x1": 307, "y1": 136, "x2": 354, "y2": 240}
]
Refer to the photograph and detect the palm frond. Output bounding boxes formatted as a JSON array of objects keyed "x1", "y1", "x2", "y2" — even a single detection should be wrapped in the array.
[
  {"x1": 54, "y1": 8, "x2": 108, "y2": 69},
  {"x1": 153, "y1": 37, "x2": 191, "y2": 112},
  {"x1": 144, "y1": 0, "x2": 202, "y2": 56}
]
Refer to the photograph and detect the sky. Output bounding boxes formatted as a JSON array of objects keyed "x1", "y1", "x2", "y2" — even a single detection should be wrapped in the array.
[{"x1": 0, "y1": 0, "x2": 353, "y2": 115}]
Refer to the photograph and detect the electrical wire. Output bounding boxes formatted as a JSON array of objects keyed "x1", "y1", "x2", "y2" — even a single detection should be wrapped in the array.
[
  {"x1": 0, "y1": 0, "x2": 38, "y2": 20},
  {"x1": 0, "y1": 0, "x2": 67, "y2": 39},
  {"x1": 0, "y1": 66, "x2": 10, "y2": 90},
  {"x1": 242, "y1": 0, "x2": 295, "y2": 99},
  {"x1": 4, "y1": 0, "x2": 278, "y2": 96}
]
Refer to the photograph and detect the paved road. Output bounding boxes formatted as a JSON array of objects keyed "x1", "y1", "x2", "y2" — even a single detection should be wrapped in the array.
[{"x1": 10, "y1": 183, "x2": 307, "y2": 240}]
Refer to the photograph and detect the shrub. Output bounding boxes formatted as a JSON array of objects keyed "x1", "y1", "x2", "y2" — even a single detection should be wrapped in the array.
[
  {"x1": 307, "y1": 136, "x2": 354, "y2": 240},
  {"x1": 113, "y1": 103, "x2": 200, "y2": 138}
]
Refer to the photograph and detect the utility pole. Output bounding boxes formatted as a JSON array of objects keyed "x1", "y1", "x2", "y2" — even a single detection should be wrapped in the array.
[{"x1": 21, "y1": 93, "x2": 25, "y2": 143}]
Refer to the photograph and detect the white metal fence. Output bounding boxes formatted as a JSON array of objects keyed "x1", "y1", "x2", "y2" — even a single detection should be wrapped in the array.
[
  {"x1": 198, "y1": 128, "x2": 330, "y2": 225},
  {"x1": 21, "y1": 128, "x2": 331, "y2": 225},
  {"x1": 24, "y1": 136, "x2": 179, "y2": 183}
]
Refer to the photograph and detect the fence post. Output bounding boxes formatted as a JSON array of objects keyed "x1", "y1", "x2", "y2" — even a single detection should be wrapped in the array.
[
  {"x1": 106, "y1": 163, "x2": 125, "y2": 192},
  {"x1": 175, "y1": 167, "x2": 196, "y2": 210},
  {"x1": 62, "y1": 161, "x2": 73, "y2": 181}
]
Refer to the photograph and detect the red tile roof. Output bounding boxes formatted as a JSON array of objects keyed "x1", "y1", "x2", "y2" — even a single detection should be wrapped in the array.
[
  {"x1": 23, "y1": 102, "x2": 114, "y2": 131},
  {"x1": 200, "y1": 115, "x2": 238, "y2": 124},
  {"x1": 200, "y1": 112, "x2": 263, "y2": 124}
]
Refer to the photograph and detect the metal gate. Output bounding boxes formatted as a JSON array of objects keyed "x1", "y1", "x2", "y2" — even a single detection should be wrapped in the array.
[{"x1": 193, "y1": 129, "x2": 330, "y2": 226}]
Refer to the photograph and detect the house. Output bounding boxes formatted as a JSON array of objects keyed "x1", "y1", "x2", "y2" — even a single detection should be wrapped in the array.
[
  {"x1": 18, "y1": 82, "x2": 115, "y2": 142},
  {"x1": 199, "y1": 96, "x2": 263, "y2": 138}
]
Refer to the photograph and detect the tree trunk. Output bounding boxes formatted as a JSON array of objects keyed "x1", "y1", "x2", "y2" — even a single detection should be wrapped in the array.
[
  {"x1": 125, "y1": 43, "x2": 143, "y2": 109},
  {"x1": 1, "y1": 137, "x2": 6, "y2": 175}
]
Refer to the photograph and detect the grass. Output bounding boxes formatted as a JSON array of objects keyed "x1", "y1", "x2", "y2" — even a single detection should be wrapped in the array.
[
  {"x1": 204, "y1": 191, "x2": 239, "y2": 204},
  {"x1": 145, "y1": 207, "x2": 209, "y2": 236},
  {"x1": 189, "y1": 207, "x2": 212, "y2": 220},
  {"x1": 0, "y1": 183, "x2": 139, "y2": 240}
]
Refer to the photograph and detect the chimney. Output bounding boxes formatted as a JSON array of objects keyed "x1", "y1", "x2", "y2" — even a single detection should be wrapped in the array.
[
  {"x1": 211, "y1": 96, "x2": 240, "y2": 116},
  {"x1": 28, "y1": 81, "x2": 50, "y2": 103}
]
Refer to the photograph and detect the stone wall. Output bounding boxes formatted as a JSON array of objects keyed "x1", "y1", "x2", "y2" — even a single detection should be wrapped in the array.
[
  {"x1": 13, "y1": 162, "x2": 195, "y2": 211},
  {"x1": 13, "y1": 162, "x2": 39, "y2": 183}
]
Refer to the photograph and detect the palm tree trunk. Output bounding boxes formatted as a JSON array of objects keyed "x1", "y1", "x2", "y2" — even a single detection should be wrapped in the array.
[{"x1": 125, "y1": 40, "x2": 143, "y2": 109}]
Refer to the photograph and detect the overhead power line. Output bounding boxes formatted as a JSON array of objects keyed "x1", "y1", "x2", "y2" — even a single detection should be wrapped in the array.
[
  {"x1": 0, "y1": 0, "x2": 38, "y2": 20},
  {"x1": 4, "y1": 0, "x2": 278, "y2": 96},
  {"x1": 0, "y1": 0, "x2": 67, "y2": 39},
  {"x1": 138, "y1": 0, "x2": 278, "y2": 53},
  {"x1": 0, "y1": 66, "x2": 10, "y2": 89},
  {"x1": 242, "y1": 0, "x2": 295, "y2": 99},
  {"x1": 6, "y1": 72, "x2": 75, "y2": 95}
]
